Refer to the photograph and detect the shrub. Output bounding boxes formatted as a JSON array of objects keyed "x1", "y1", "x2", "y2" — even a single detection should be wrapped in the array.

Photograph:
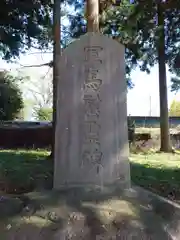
[
  {"x1": 34, "y1": 107, "x2": 52, "y2": 121},
  {"x1": 0, "y1": 71, "x2": 24, "y2": 120},
  {"x1": 128, "y1": 117, "x2": 135, "y2": 144}
]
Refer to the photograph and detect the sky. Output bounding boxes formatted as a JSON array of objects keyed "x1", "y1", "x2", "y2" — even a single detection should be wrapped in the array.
[{"x1": 127, "y1": 65, "x2": 180, "y2": 116}]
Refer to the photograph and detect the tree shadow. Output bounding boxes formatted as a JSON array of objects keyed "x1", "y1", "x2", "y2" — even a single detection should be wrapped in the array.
[
  {"x1": 131, "y1": 162, "x2": 180, "y2": 202},
  {"x1": 5, "y1": 187, "x2": 178, "y2": 239},
  {"x1": 0, "y1": 150, "x2": 53, "y2": 194}
]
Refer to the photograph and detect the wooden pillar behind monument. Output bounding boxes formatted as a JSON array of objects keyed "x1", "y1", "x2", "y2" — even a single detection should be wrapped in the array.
[{"x1": 86, "y1": 0, "x2": 99, "y2": 32}]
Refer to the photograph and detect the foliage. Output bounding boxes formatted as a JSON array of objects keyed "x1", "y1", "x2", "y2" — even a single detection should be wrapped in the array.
[
  {"x1": 15, "y1": 109, "x2": 25, "y2": 120},
  {"x1": 65, "y1": 0, "x2": 175, "y2": 151},
  {"x1": 169, "y1": 100, "x2": 180, "y2": 117},
  {"x1": 170, "y1": 64, "x2": 180, "y2": 92},
  {"x1": 0, "y1": 71, "x2": 24, "y2": 121},
  {"x1": 128, "y1": 116, "x2": 135, "y2": 143},
  {"x1": 66, "y1": 0, "x2": 149, "y2": 84},
  {"x1": 0, "y1": 0, "x2": 53, "y2": 60},
  {"x1": 66, "y1": 0, "x2": 136, "y2": 87},
  {"x1": 0, "y1": 0, "x2": 88, "y2": 60},
  {"x1": 66, "y1": 0, "x2": 180, "y2": 88},
  {"x1": 2, "y1": 0, "x2": 180, "y2": 86},
  {"x1": 34, "y1": 107, "x2": 53, "y2": 121},
  {"x1": 171, "y1": 76, "x2": 180, "y2": 92},
  {"x1": 125, "y1": 0, "x2": 180, "y2": 90}
]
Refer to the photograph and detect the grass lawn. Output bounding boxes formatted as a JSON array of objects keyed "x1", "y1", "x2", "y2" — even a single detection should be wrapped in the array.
[
  {"x1": 0, "y1": 150, "x2": 180, "y2": 203},
  {"x1": 130, "y1": 153, "x2": 180, "y2": 202},
  {"x1": 135, "y1": 127, "x2": 160, "y2": 134},
  {"x1": 0, "y1": 149, "x2": 52, "y2": 194}
]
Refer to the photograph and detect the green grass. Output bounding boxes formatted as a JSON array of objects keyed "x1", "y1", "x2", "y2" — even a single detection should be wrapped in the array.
[
  {"x1": 0, "y1": 150, "x2": 180, "y2": 202},
  {"x1": 135, "y1": 127, "x2": 180, "y2": 136},
  {"x1": 130, "y1": 153, "x2": 180, "y2": 202},
  {"x1": 0, "y1": 149, "x2": 49, "y2": 161},
  {"x1": 0, "y1": 149, "x2": 52, "y2": 194},
  {"x1": 135, "y1": 127, "x2": 160, "y2": 134}
]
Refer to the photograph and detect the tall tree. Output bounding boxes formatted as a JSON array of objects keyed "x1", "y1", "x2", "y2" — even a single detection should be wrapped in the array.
[
  {"x1": 128, "y1": 0, "x2": 180, "y2": 151},
  {"x1": 157, "y1": 2, "x2": 171, "y2": 151}
]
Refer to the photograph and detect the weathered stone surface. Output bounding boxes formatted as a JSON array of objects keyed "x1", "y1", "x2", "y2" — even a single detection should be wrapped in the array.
[{"x1": 54, "y1": 33, "x2": 130, "y2": 189}]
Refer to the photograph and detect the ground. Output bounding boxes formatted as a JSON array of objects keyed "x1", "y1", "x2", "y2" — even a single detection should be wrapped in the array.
[
  {"x1": 0, "y1": 187, "x2": 179, "y2": 239},
  {"x1": 0, "y1": 140, "x2": 180, "y2": 238}
]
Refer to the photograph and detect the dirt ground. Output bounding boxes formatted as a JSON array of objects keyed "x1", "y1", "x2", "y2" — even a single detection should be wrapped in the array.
[{"x1": 0, "y1": 186, "x2": 179, "y2": 239}]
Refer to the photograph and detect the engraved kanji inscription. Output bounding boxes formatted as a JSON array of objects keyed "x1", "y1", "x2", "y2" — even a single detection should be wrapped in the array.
[
  {"x1": 84, "y1": 46, "x2": 103, "y2": 60},
  {"x1": 82, "y1": 45, "x2": 104, "y2": 166},
  {"x1": 84, "y1": 121, "x2": 100, "y2": 138},
  {"x1": 82, "y1": 149, "x2": 103, "y2": 165},
  {"x1": 84, "y1": 79, "x2": 102, "y2": 92},
  {"x1": 84, "y1": 68, "x2": 99, "y2": 81},
  {"x1": 83, "y1": 93, "x2": 101, "y2": 101},
  {"x1": 84, "y1": 99, "x2": 100, "y2": 118}
]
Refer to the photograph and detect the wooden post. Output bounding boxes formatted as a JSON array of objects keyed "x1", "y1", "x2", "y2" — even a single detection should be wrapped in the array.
[
  {"x1": 51, "y1": 0, "x2": 61, "y2": 159},
  {"x1": 86, "y1": 0, "x2": 99, "y2": 32}
]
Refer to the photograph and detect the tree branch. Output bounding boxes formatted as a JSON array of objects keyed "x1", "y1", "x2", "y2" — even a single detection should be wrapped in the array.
[
  {"x1": 20, "y1": 61, "x2": 53, "y2": 68},
  {"x1": 27, "y1": 51, "x2": 53, "y2": 55}
]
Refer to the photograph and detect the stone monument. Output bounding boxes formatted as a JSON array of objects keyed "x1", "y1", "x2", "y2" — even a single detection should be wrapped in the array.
[{"x1": 54, "y1": 33, "x2": 130, "y2": 189}]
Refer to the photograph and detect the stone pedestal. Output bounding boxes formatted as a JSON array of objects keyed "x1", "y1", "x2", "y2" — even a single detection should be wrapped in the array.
[{"x1": 54, "y1": 33, "x2": 130, "y2": 189}]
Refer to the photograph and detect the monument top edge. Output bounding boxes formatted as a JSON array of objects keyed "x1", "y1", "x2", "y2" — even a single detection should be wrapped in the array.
[
  {"x1": 84, "y1": 32, "x2": 123, "y2": 43},
  {"x1": 63, "y1": 33, "x2": 124, "y2": 52}
]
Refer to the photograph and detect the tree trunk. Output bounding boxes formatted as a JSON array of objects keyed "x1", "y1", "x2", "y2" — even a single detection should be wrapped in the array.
[
  {"x1": 51, "y1": 0, "x2": 61, "y2": 160},
  {"x1": 86, "y1": 0, "x2": 99, "y2": 32},
  {"x1": 157, "y1": 3, "x2": 172, "y2": 152}
]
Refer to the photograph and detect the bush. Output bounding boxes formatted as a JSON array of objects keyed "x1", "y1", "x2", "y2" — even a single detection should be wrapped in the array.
[
  {"x1": 34, "y1": 107, "x2": 52, "y2": 121},
  {"x1": 128, "y1": 117, "x2": 135, "y2": 144},
  {"x1": 0, "y1": 71, "x2": 24, "y2": 120}
]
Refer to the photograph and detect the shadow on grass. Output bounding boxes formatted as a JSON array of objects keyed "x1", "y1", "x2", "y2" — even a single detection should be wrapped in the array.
[
  {"x1": 0, "y1": 150, "x2": 53, "y2": 194},
  {"x1": 131, "y1": 162, "x2": 180, "y2": 202}
]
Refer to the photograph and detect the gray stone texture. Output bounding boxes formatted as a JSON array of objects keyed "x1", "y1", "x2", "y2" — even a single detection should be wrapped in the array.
[{"x1": 54, "y1": 33, "x2": 130, "y2": 189}]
